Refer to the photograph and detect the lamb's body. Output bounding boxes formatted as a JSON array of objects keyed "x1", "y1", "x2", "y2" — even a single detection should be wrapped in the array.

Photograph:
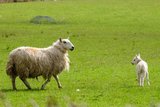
[
  {"x1": 6, "y1": 38, "x2": 74, "y2": 90},
  {"x1": 136, "y1": 60, "x2": 150, "y2": 86}
]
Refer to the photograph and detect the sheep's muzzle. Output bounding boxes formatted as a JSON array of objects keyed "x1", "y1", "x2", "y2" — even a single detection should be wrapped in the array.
[{"x1": 70, "y1": 46, "x2": 74, "y2": 51}]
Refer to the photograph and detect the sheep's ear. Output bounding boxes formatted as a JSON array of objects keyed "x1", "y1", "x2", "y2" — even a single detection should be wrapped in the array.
[
  {"x1": 67, "y1": 37, "x2": 70, "y2": 40},
  {"x1": 138, "y1": 53, "x2": 140, "y2": 57},
  {"x1": 59, "y1": 38, "x2": 62, "y2": 42}
]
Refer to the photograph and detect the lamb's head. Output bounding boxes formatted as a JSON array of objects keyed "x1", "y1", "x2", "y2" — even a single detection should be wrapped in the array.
[
  {"x1": 131, "y1": 54, "x2": 142, "y2": 65},
  {"x1": 55, "y1": 38, "x2": 74, "y2": 51}
]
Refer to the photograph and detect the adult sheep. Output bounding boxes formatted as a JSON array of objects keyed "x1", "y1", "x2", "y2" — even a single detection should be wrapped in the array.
[{"x1": 6, "y1": 38, "x2": 74, "y2": 90}]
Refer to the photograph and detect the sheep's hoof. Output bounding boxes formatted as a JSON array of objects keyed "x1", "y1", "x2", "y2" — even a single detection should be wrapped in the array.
[
  {"x1": 40, "y1": 86, "x2": 45, "y2": 90},
  {"x1": 58, "y1": 86, "x2": 62, "y2": 89},
  {"x1": 41, "y1": 88, "x2": 45, "y2": 90},
  {"x1": 13, "y1": 88, "x2": 17, "y2": 91}
]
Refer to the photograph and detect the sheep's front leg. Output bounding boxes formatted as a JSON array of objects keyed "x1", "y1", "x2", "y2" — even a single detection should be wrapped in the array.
[
  {"x1": 53, "y1": 75, "x2": 62, "y2": 88},
  {"x1": 20, "y1": 78, "x2": 31, "y2": 90},
  {"x1": 12, "y1": 76, "x2": 17, "y2": 90},
  {"x1": 41, "y1": 79, "x2": 50, "y2": 90}
]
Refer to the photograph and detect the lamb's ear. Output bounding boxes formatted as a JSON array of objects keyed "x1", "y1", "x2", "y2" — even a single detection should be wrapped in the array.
[
  {"x1": 59, "y1": 38, "x2": 62, "y2": 43},
  {"x1": 67, "y1": 37, "x2": 70, "y2": 40},
  {"x1": 138, "y1": 53, "x2": 140, "y2": 57}
]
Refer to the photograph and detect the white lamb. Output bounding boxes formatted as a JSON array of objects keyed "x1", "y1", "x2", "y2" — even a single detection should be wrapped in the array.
[{"x1": 131, "y1": 54, "x2": 150, "y2": 86}]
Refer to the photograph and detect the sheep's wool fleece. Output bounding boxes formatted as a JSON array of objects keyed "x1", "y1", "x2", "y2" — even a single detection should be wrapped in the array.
[{"x1": 6, "y1": 45, "x2": 70, "y2": 79}]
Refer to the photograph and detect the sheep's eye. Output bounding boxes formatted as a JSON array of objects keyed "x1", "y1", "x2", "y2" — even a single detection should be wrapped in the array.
[
  {"x1": 134, "y1": 59, "x2": 135, "y2": 61},
  {"x1": 63, "y1": 41, "x2": 67, "y2": 44}
]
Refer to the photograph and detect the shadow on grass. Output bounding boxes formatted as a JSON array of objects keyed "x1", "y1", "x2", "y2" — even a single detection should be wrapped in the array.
[
  {"x1": 119, "y1": 85, "x2": 140, "y2": 89},
  {"x1": 0, "y1": 88, "x2": 46, "y2": 92}
]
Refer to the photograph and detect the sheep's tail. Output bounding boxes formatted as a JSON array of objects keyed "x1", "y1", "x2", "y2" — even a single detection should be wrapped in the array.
[
  {"x1": 146, "y1": 72, "x2": 150, "y2": 86},
  {"x1": 6, "y1": 57, "x2": 16, "y2": 77}
]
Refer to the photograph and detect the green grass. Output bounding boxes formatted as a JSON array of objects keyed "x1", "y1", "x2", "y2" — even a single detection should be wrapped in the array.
[{"x1": 1, "y1": 0, "x2": 160, "y2": 106}]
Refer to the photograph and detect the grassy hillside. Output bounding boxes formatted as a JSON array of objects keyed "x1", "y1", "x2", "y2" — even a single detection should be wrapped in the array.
[{"x1": 0, "y1": 0, "x2": 160, "y2": 106}]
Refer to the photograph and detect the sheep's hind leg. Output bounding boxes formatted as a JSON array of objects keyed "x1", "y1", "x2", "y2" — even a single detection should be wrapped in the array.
[
  {"x1": 53, "y1": 75, "x2": 62, "y2": 88},
  {"x1": 20, "y1": 78, "x2": 31, "y2": 90},
  {"x1": 41, "y1": 79, "x2": 50, "y2": 90}
]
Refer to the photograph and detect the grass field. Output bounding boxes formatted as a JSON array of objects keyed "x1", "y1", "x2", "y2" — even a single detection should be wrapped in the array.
[{"x1": 1, "y1": 0, "x2": 160, "y2": 106}]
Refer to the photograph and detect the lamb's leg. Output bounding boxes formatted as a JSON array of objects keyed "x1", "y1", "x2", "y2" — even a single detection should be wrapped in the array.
[
  {"x1": 20, "y1": 78, "x2": 31, "y2": 90},
  {"x1": 146, "y1": 72, "x2": 150, "y2": 85},
  {"x1": 12, "y1": 76, "x2": 17, "y2": 90},
  {"x1": 41, "y1": 79, "x2": 50, "y2": 90},
  {"x1": 141, "y1": 77, "x2": 144, "y2": 87},
  {"x1": 140, "y1": 78, "x2": 142, "y2": 86},
  {"x1": 138, "y1": 74, "x2": 141, "y2": 86},
  {"x1": 53, "y1": 75, "x2": 62, "y2": 88}
]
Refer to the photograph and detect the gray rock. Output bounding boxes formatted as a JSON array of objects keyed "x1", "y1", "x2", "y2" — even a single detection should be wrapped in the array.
[{"x1": 30, "y1": 16, "x2": 56, "y2": 24}]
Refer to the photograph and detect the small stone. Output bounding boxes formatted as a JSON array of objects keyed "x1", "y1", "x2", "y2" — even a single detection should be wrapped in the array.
[{"x1": 76, "y1": 89, "x2": 80, "y2": 92}]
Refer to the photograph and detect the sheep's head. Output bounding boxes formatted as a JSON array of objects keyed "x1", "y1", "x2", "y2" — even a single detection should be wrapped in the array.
[
  {"x1": 131, "y1": 54, "x2": 141, "y2": 65},
  {"x1": 59, "y1": 38, "x2": 74, "y2": 51}
]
